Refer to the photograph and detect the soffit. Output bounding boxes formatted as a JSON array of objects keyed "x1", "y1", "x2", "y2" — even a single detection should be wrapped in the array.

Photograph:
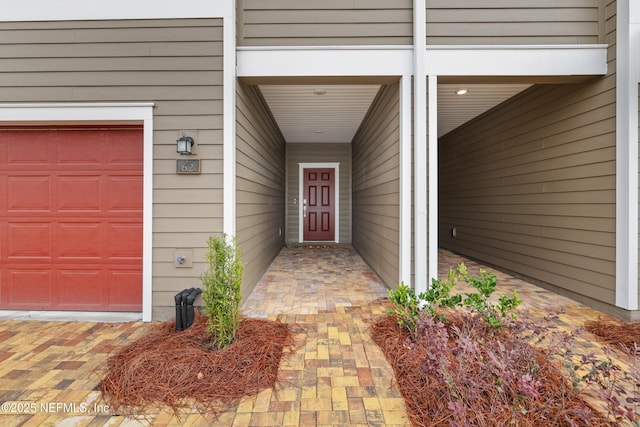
[{"x1": 258, "y1": 83, "x2": 531, "y2": 143}]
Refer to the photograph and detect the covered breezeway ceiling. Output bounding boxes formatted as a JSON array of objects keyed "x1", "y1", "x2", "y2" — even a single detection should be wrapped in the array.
[{"x1": 258, "y1": 83, "x2": 531, "y2": 143}]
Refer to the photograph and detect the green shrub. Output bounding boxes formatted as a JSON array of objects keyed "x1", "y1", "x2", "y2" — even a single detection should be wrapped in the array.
[
  {"x1": 388, "y1": 263, "x2": 521, "y2": 334},
  {"x1": 200, "y1": 234, "x2": 243, "y2": 349}
]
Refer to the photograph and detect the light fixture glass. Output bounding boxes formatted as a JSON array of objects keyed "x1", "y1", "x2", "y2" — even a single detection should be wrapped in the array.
[
  {"x1": 176, "y1": 135, "x2": 195, "y2": 155},
  {"x1": 456, "y1": 88, "x2": 468, "y2": 96},
  {"x1": 313, "y1": 89, "x2": 327, "y2": 95}
]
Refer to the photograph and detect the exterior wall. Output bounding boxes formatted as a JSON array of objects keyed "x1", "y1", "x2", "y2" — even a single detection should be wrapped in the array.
[
  {"x1": 286, "y1": 143, "x2": 352, "y2": 244},
  {"x1": 0, "y1": 18, "x2": 224, "y2": 320},
  {"x1": 439, "y1": 9, "x2": 617, "y2": 312},
  {"x1": 237, "y1": 0, "x2": 413, "y2": 46},
  {"x1": 426, "y1": 0, "x2": 603, "y2": 45},
  {"x1": 236, "y1": 82, "x2": 286, "y2": 298},
  {"x1": 352, "y1": 84, "x2": 400, "y2": 287}
]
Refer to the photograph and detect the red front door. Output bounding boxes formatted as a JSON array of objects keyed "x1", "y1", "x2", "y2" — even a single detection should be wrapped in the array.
[
  {"x1": 0, "y1": 126, "x2": 143, "y2": 311},
  {"x1": 303, "y1": 168, "x2": 335, "y2": 241}
]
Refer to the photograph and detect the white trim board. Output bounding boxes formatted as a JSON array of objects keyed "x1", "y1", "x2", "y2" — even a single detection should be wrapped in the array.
[
  {"x1": 238, "y1": 45, "x2": 606, "y2": 81},
  {"x1": 2, "y1": 0, "x2": 231, "y2": 21},
  {"x1": 399, "y1": 75, "x2": 412, "y2": 287},
  {"x1": 0, "y1": 102, "x2": 155, "y2": 322},
  {"x1": 616, "y1": 0, "x2": 639, "y2": 311},
  {"x1": 223, "y1": 10, "x2": 237, "y2": 237},
  {"x1": 237, "y1": 47, "x2": 413, "y2": 78},
  {"x1": 425, "y1": 45, "x2": 608, "y2": 77},
  {"x1": 298, "y1": 163, "x2": 340, "y2": 244}
]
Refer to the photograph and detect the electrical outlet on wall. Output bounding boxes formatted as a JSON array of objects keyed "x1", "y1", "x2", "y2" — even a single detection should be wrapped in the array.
[{"x1": 174, "y1": 249, "x2": 194, "y2": 268}]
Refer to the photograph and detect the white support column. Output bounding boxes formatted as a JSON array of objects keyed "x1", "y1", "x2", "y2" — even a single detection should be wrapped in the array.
[
  {"x1": 414, "y1": 0, "x2": 428, "y2": 295},
  {"x1": 222, "y1": 1, "x2": 237, "y2": 237},
  {"x1": 428, "y1": 75, "x2": 439, "y2": 286},
  {"x1": 399, "y1": 75, "x2": 412, "y2": 287},
  {"x1": 616, "y1": 0, "x2": 640, "y2": 310}
]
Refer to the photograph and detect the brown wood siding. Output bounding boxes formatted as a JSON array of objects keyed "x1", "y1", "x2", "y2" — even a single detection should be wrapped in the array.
[
  {"x1": 236, "y1": 83, "x2": 286, "y2": 298},
  {"x1": 426, "y1": 0, "x2": 602, "y2": 45},
  {"x1": 285, "y1": 143, "x2": 352, "y2": 244},
  {"x1": 0, "y1": 19, "x2": 223, "y2": 320},
  {"x1": 352, "y1": 84, "x2": 400, "y2": 287},
  {"x1": 439, "y1": 76, "x2": 617, "y2": 309},
  {"x1": 238, "y1": 0, "x2": 413, "y2": 46}
]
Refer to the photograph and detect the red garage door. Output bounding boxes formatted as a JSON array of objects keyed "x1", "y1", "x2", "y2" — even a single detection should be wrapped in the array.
[{"x1": 0, "y1": 126, "x2": 143, "y2": 311}]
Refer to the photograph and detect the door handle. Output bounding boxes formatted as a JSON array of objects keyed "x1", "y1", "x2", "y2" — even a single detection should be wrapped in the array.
[{"x1": 303, "y1": 198, "x2": 307, "y2": 218}]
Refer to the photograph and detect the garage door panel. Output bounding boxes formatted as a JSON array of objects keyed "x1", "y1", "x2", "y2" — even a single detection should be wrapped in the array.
[
  {"x1": 108, "y1": 176, "x2": 143, "y2": 212},
  {"x1": 57, "y1": 133, "x2": 101, "y2": 166},
  {"x1": 8, "y1": 270, "x2": 52, "y2": 305},
  {"x1": 7, "y1": 176, "x2": 51, "y2": 211},
  {"x1": 7, "y1": 223, "x2": 52, "y2": 258},
  {"x1": 108, "y1": 132, "x2": 144, "y2": 166},
  {"x1": 107, "y1": 223, "x2": 142, "y2": 259},
  {"x1": 108, "y1": 270, "x2": 142, "y2": 307},
  {"x1": 57, "y1": 223, "x2": 102, "y2": 259},
  {"x1": 7, "y1": 131, "x2": 50, "y2": 165},
  {"x1": 57, "y1": 176, "x2": 101, "y2": 212},
  {"x1": 59, "y1": 270, "x2": 102, "y2": 307},
  {"x1": 0, "y1": 126, "x2": 142, "y2": 312}
]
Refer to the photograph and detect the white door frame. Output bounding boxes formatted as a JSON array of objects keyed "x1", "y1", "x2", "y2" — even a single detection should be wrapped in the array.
[{"x1": 298, "y1": 162, "x2": 340, "y2": 243}]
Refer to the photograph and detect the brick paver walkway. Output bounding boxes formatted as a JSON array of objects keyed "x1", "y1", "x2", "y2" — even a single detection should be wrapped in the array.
[{"x1": 0, "y1": 246, "x2": 634, "y2": 426}]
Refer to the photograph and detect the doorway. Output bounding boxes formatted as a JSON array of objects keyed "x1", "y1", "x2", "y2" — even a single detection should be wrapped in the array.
[{"x1": 299, "y1": 163, "x2": 340, "y2": 242}]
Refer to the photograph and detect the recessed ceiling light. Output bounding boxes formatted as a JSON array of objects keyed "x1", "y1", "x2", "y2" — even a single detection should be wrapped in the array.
[
  {"x1": 313, "y1": 89, "x2": 327, "y2": 95},
  {"x1": 456, "y1": 89, "x2": 468, "y2": 96}
]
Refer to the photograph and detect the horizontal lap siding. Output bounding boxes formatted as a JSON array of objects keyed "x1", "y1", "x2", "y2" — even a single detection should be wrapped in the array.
[
  {"x1": 352, "y1": 84, "x2": 399, "y2": 287},
  {"x1": 238, "y1": 0, "x2": 413, "y2": 46},
  {"x1": 286, "y1": 143, "x2": 352, "y2": 244},
  {"x1": 236, "y1": 83, "x2": 286, "y2": 298},
  {"x1": 0, "y1": 19, "x2": 224, "y2": 320},
  {"x1": 426, "y1": 0, "x2": 601, "y2": 45},
  {"x1": 439, "y1": 64, "x2": 617, "y2": 307}
]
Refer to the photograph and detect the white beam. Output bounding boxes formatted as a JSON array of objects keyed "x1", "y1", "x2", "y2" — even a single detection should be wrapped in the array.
[
  {"x1": 426, "y1": 45, "x2": 607, "y2": 76},
  {"x1": 223, "y1": 3, "x2": 236, "y2": 237},
  {"x1": 399, "y1": 75, "x2": 412, "y2": 287},
  {"x1": 428, "y1": 75, "x2": 439, "y2": 287},
  {"x1": 2, "y1": 0, "x2": 229, "y2": 21},
  {"x1": 616, "y1": 0, "x2": 639, "y2": 311},
  {"x1": 414, "y1": 0, "x2": 428, "y2": 296},
  {"x1": 237, "y1": 47, "x2": 413, "y2": 78}
]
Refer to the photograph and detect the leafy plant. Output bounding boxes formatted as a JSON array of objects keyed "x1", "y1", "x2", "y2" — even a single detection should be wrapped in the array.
[
  {"x1": 387, "y1": 282, "x2": 421, "y2": 334},
  {"x1": 200, "y1": 234, "x2": 243, "y2": 349},
  {"x1": 388, "y1": 263, "x2": 521, "y2": 334}
]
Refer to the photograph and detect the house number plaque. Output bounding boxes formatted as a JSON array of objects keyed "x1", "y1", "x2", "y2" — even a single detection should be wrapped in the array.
[{"x1": 176, "y1": 159, "x2": 201, "y2": 174}]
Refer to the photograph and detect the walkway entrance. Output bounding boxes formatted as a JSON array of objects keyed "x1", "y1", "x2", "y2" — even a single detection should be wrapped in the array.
[{"x1": 242, "y1": 245, "x2": 389, "y2": 317}]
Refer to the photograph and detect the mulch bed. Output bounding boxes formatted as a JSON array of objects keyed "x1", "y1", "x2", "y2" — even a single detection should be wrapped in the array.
[
  {"x1": 371, "y1": 313, "x2": 615, "y2": 427},
  {"x1": 585, "y1": 317, "x2": 640, "y2": 352},
  {"x1": 99, "y1": 312, "x2": 295, "y2": 417}
]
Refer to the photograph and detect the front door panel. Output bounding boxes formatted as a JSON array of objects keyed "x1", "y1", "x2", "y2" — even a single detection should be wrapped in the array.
[{"x1": 303, "y1": 168, "x2": 335, "y2": 241}]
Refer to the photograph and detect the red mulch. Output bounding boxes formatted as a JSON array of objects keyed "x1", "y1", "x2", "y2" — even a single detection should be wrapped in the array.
[
  {"x1": 99, "y1": 312, "x2": 295, "y2": 417},
  {"x1": 585, "y1": 317, "x2": 640, "y2": 352},
  {"x1": 371, "y1": 314, "x2": 614, "y2": 427}
]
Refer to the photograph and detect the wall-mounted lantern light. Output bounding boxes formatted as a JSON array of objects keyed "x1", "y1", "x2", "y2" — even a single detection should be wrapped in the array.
[{"x1": 176, "y1": 134, "x2": 195, "y2": 155}]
